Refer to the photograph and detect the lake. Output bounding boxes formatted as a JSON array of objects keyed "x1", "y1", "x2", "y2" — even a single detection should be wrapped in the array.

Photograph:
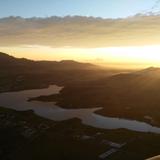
[{"x1": 0, "y1": 85, "x2": 160, "y2": 133}]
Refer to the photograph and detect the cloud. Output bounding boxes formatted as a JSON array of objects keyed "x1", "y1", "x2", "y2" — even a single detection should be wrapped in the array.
[
  {"x1": 151, "y1": 0, "x2": 160, "y2": 10},
  {"x1": 0, "y1": 15, "x2": 160, "y2": 48}
]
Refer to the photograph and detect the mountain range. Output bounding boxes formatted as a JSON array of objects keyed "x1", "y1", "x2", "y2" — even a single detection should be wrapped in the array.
[
  {"x1": 0, "y1": 52, "x2": 110, "y2": 92},
  {"x1": 1, "y1": 52, "x2": 160, "y2": 126},
  {"x1": 0, "y1": 52, "x2": 96, "y2": 71}
]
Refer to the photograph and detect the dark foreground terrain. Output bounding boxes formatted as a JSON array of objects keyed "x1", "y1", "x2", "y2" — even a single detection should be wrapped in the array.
[{"x1": 0, "y1": 106, "x2": 160, "y2": 160}]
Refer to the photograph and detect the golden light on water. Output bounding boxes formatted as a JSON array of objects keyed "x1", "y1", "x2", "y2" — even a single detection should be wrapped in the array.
[{"x1": 1, "y1": 45, "x2": 160, "y2": 68}]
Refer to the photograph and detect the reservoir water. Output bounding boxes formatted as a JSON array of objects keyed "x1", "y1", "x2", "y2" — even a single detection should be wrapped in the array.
[{"x1": 0, "y1": 85, "x2": 160, "y2": 133}]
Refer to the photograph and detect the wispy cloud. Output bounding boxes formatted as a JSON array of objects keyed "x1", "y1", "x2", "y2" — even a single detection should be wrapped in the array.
[
  {"x1": 0, "y1": 15, "x2": 160, "y2": 48},
  {"x1": 151, "y1": 0, "x2": 160, "y2": 10}
]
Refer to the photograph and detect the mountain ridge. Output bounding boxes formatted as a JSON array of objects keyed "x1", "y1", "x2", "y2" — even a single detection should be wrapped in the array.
[{"x1": 0, "y1": 52, "x2": 97, "y2": 70}]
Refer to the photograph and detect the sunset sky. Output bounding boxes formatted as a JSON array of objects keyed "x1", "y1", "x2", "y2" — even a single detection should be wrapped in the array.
[{"x1": 0, "y1": 0, "x2": 160, "y2": 68}]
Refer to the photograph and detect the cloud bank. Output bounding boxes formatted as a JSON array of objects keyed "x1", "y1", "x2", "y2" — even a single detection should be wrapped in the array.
[{"x1": 0, "y1": 15, "x2": 160, "y2": 48}]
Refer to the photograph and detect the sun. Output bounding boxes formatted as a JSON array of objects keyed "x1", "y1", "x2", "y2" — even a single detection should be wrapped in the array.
[{"x1": 92, "y1": 45, "x2": 160, "y2": 64}]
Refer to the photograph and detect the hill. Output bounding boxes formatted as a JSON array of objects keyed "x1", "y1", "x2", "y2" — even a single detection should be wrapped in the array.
[
  {"x1": 0, "y1": 52, "x2": 117, "y2": 92},
  {"x1": 0, "y1": 52, "x2": 96, "y2": 71},
  {"x1": 31, "y1": 66, "x2": 160, "y2": 126}
]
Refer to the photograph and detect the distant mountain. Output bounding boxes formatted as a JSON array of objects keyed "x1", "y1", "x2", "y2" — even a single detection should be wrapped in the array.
[
  {"x1": 0, "y1": 52, "x2": 105, "y2": 93},
  {"x1": 0, "y1": 52, "x2": 97, "y2": 72},
  {"x1": 104, "y1": 66, "x2": 160, "y2": 87},
  {"x1": 0, "y1": 52, "x2": 15, "y2": 61},
  {"x1": 134, "y1": 66, "x2": 160, "y2": 77},
  {"x1": 0, "y1": 52, "x2": 26, "y2": 64},
  {"x1": 0, "y1": 52, "x2": 34, "y2": 67},
  {"x1": 37, "y1": 60, "x2": 97, "y2": 70}
]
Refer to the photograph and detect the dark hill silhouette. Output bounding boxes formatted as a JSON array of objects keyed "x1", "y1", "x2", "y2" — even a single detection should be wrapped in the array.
[
  {"x1": 134, "y1": 67, "x2": 160, "y2": 76},
  {"x1": 0, "y1": 52, "x2": 114, "y2": 93},
  {"x1": 0, "y1": 52, "x2": 96, "y2": 71},
  {"x1": 0, "y1": 52, "x2": 15, "y2": 61},
  {"x1": 0, "y1": 52, "x2": 32, "y2": 63}
]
